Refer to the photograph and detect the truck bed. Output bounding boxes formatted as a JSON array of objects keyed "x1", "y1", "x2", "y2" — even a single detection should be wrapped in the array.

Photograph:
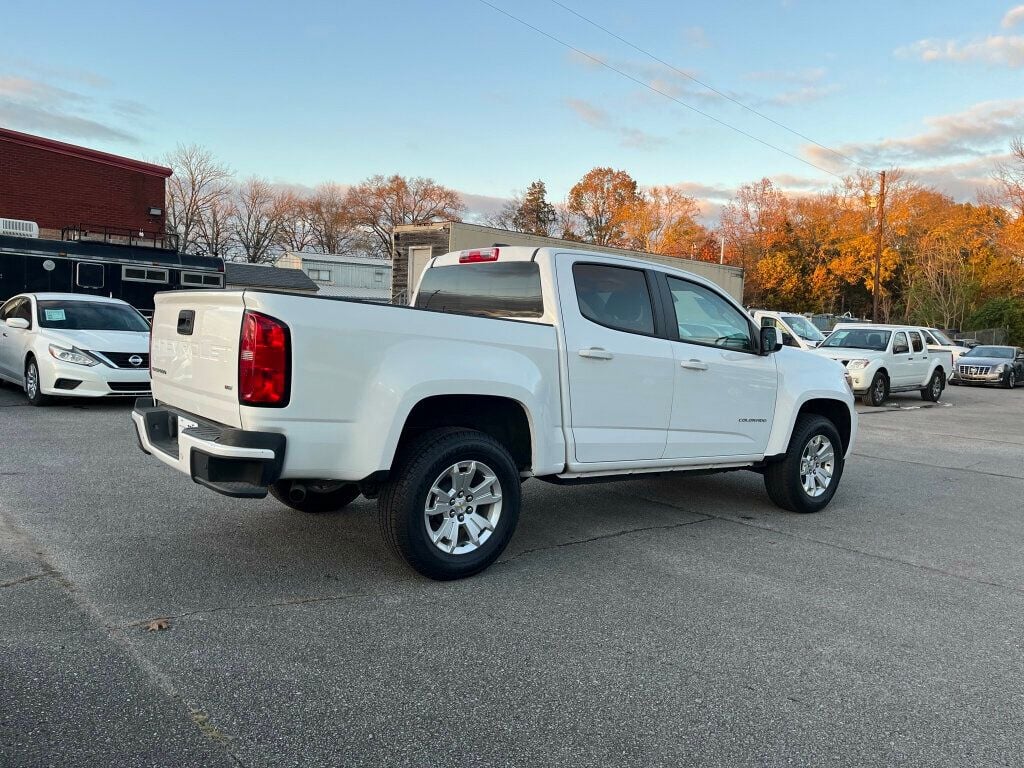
[{"x1": 150, "y1": 289, "x2": 564, "y2": 480}]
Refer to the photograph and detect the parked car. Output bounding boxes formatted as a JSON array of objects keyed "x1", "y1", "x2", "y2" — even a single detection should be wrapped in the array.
[
  {"x1": 955, "y1": 345, "x2": 1024, "y2": 389},
  {"x1": 132, "y1": 247, "x2": 857, "y2": 580},
  {"x1": 812, "y1": 323, "x2": 953, "y2": 407},
  {"x1": 751, "y1": 310, "x2": 827, "y2": 350},
  {"x1": 920, "y1": 327, "x2": 971, "y2": 381},
  {"x1": 0, "y1": 292, "x2": 151, "y2": 405}
]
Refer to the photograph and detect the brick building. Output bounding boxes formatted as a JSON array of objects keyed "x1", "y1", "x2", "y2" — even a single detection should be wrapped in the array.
[{"x1": 0, "y1": 127, "x2": 171, "y2": 241}]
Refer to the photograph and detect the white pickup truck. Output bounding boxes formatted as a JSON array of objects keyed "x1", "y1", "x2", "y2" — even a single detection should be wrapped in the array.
[
  {"x1": 132, "y1": 247, "x2": 857, "y2": 579},
  {"x1": 751, "y1": 310, "x2": 827, "y2": 351},
  {"x1": 813, "y1": 323, "x2": 953, "y2": 406}
]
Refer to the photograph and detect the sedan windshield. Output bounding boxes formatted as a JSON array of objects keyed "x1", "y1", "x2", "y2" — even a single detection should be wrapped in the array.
[
  {"x1": 821, "y1": 328, "x2": 892, "y2": 351},
  {"x1": 781, "y1": 315, "x2": 826, "y2": 342},
  {"x1": 963, "y1": 346, "x2": 1013, "y2": 359},
  {"x1": 929, "y1": 329, "x2": 956, "y2": 346},
  {"x1": 37, "y1": 300, "x2": 150, "y2": 332}
]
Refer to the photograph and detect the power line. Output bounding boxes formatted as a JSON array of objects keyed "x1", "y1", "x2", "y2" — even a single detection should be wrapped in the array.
[
  {"x1": 472, "y1": 0, "x2": 846, "y2": 180},
  {"x1": 548, "y1": 0, "x2": 865, "y2": 171}
]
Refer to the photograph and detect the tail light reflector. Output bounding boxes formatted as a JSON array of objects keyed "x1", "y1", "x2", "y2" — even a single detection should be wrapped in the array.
[
  {"x1": 458, "y1": 248, "x2": 500, "y2": 263},
  {"x1": 239, "y1": 311, "x2": 290, "y2": 407}
]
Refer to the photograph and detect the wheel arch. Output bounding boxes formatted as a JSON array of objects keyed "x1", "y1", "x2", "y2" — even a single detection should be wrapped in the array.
[
  {"x1": 796, "y1": 398, "x2": 853, "y2": 455},
  {"x1": 394, "y1": 394, "x2": 534, "y2": 472}
]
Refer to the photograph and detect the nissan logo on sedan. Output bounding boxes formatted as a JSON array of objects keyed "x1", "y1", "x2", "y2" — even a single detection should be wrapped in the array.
[{"x1": 129, "y1": 355, "x2": 143, "y2": 367}]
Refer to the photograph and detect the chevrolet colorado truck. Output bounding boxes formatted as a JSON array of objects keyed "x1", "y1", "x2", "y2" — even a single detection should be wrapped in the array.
[
  {"x1": 813, "y1": 323, "x2": 953, "y2": 406},
  {"x1": 132, "y1": 247, "x2": 857, "y2": 580}
]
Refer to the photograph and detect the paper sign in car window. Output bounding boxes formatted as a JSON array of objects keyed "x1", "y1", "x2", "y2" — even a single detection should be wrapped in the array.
[{"x1": 44, "y1": 309, "x2": 66, "y2": 321}]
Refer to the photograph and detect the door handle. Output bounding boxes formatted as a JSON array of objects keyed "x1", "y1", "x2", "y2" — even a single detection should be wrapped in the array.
[
  {"x1": 680, "y1": 359, "x2": 708, "y2": 370},
  {"x1": 579, "y1": 347, "x2": 613, "y2": 360}
]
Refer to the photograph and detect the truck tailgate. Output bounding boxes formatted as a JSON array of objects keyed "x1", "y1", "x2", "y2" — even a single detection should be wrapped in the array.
[{"x1": 150, "y1": 290, "x2": 245, "y2": 428}]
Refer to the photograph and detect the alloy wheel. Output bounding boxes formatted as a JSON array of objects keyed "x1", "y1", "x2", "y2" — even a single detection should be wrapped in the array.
[
  {"x1": 25, "y1": 364, "x2": 38, "y2": 398},
  {"x1": 799, "y1": 435, "x2": 835, "y2": 498},
  {"x1": 423, "y1": 460, "x2": 503, "y2": 555}
]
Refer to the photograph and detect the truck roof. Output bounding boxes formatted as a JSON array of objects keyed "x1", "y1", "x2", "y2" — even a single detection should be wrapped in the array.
[{"x1": 429, "y1": 246, "x2": 729, "y2": 295}]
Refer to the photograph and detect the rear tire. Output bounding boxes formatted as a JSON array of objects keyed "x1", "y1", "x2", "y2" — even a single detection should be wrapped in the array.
[
  {"x1": 378, "y1": 428, "x2": 521, "y2": 580},
  {"x1": 921, "y1": 369, "x2": 945, "y2": 401},
  {"x1": 862, "y1": 372, "x2": 888, "y2": 407},
  {"x1": 269, "y1": 480, "x2": 360, "y2": 513},
  {"x1": 764, "y1": 415, "x2": 845, "y2": 514},
  {"x1": 24, "y1": 358, "x2": 49, "y2": 407}
]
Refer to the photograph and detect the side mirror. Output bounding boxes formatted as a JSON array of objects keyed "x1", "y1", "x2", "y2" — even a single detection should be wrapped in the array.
[
  {"x1": 760, "y1": 326, "x2": 783, "y2": 355},
  {"x1": 5, "y1": 317, "x2": 29, "y2": 330}
]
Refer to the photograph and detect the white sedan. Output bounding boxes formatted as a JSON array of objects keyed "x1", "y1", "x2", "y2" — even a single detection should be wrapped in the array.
[{"x1": 0, "y1": 292, "x2": 151, "y2": 405}]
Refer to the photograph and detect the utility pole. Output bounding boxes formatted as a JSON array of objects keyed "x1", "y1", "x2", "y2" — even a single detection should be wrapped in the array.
[
  {"x1": 872, "y1": 170, "x2": 886, "y2": 323},
  {"x1": 719, "y1": 235, "x2": 725, "y2": 265}
]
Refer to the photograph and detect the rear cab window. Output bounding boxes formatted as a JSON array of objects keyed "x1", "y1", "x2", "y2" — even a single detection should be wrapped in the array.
[{"x1": 414, "y1": 262, "x2": 544, "y2": 319}]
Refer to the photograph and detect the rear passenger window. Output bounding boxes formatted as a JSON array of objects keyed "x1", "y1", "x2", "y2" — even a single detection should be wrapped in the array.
[
  {"x1": 572, "y1": 263, "x2": 655, "y2": 335},
  {"x1": 910, "y1": 332, "x2": 923, "y2": 352},
  {"x1": 414, "y1": 262, "x2": 543, "y2": 318}
]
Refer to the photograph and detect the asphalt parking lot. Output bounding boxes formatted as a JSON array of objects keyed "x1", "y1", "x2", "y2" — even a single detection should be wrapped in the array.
[{"x1": 2, "y1": 382, "x2": 1023, "y2": 767}]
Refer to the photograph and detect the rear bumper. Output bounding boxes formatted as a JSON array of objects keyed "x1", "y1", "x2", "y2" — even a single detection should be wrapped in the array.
[{"x1": 132, "y1": 398, "x2": 285, "y2": 498}]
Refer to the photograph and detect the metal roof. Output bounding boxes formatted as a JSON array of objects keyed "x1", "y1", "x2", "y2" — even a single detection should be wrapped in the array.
[{"x1": 224, "y1": 262, "x2": 319, "y2": 292}]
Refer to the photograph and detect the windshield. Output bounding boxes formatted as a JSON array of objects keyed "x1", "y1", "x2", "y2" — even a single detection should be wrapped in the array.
[
  {"x1": 963, "y1": 346, "x2": 1013, "y2": 359},
  {"x1": 37, "y1": 300, "x2": 150, "y2": 332},
  {"x1": 929, "y1": 329, "x2": 956, "y2": 345},
  {"x1": 781, "y1": 315, "x2": 826, "y2": 341},
  {"x1": 821, "y1": 328, "x2": 892, "y2": 351}
]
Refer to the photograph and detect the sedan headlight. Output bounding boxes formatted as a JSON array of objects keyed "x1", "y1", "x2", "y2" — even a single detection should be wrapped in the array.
[
  {"x1": 994, "y1": 364, "x2": 1007, "y2": 373},
  {"x1": 847, "y1": 359, "x2": 870, "y2": 370},
  {"x1": 48, "y1": 344, "x2": 98, "y2": 367}
]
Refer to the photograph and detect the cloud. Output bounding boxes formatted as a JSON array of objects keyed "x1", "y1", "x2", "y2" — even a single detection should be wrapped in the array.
[
  {"x1": 897, "y1": 35, "x2": 1024, "y2": 67},
  {"x1": 1003, "y1": 4, "x2": 1024, "y2": 28},
  {"x1": 803, "y1": 97, "x2": 1024, "y2": 169},
  {"x1": 897, "y1": 8, "x2": 1024, "y2": 68},
  {"x1": 564, "y1": 97, "x2": 669, "y2": 150},
  {"x1": 901, "y1": 155, "x2": 1005, "y2": 200},
  {"x1": 0, "y1": 74, "x2": 139, "y2": 144},
  {"x1": 460, "y1": 192, "x2": 510, "y2": 221}
]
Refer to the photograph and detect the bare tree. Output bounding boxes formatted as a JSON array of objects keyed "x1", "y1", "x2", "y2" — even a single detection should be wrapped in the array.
[
  {"x1": 164, "y1": 144, "x2": 233, "y2": 254},
  {"x1": 345, "y1": 175, "x2": 465, "y2": 259},
  {"x1": 993, "y1": 136, "x2": 1024, "y2": 217},
  {"x1": 306, "y1": 183, "x2": 360, "y2": 254},
  {"x1": 194, "y1": 195, "x2": 236, "y2": 259},
  {"x1": 275, "y1": 190, "x2": 317, "y2": 254},
  {"x1": 231, "y1": 178, "x2": 290, "y2": 264}
]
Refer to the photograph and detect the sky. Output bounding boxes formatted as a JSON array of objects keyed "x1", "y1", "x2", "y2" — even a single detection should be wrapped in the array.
[{"x1": 2, "y1": 0, "x2": 1023, "y2": 221}]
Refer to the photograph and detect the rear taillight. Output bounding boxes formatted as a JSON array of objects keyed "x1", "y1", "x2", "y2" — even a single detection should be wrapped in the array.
[
  {"x1": 239, "y1": 311, "x2": 290, "y2": 407},
  {"x1": 458, "y1": 248, "x2": 500, "y2": 263}
]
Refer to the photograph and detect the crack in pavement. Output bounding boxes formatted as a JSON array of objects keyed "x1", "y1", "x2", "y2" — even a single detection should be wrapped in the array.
[
  {"x1": 619, "y1": 490, "x2": 1024, "y2": 599},
  {"x1": 0, "y1": 571, "x2": 53, "y2": 588},
  {"x1": 853, "y1": 452, "x2": 1024, "y2": 481},
  {"x1": 502, "y1": 515, "x2": 714, "y2": 563}
]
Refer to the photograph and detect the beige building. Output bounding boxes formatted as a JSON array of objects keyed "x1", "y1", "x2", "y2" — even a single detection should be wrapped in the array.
[{"x1": 392, "y1": 221, "x2": 744, "y2": 303}]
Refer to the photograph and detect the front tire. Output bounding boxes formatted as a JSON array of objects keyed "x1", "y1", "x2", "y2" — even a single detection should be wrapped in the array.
[
  {"x1": 378, "y1": 428, "x2": 521, "y2": 580},
  {"x1": 24, "y1": 358, "x2": 49, "y2": 406},
  {"x1": 1005, "y1": 370, "x2": 1017, "y2": 390},
  {"x1": 921, "y1": 369, "x2": 945, "y2": 401},
  {"x1": 269, "y1": 480, "x2": 360, "y2": 513},
  {"x1": 764, "y1": 415, "x2": 845, "y2": 514},
  {"x1": 862, "y1": 372, "x2": 888, "y2": 407}
]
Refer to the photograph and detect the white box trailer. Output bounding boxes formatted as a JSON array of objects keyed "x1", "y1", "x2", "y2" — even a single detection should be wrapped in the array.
[{"x1": 393, "y1": 221, "x2": 744, "y2": 303}]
